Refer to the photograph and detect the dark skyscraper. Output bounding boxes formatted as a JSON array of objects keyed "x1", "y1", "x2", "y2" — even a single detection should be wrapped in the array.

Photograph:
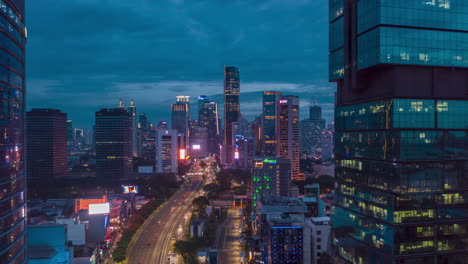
[
  {"x1": 262, "y1": 91, "x2": 282, "y2": 157},
  {"x1": 223, "y1": 66, "x2": 240, "y2": 164},
  {"x1": 197, "y1": 95, "x2": 210, "y2": 123},
  {"x1": 309, "y1": 105, "x2": 322, "y2": 121},
  {"x1": 200, "y1": 101, "x2": 220, "y2": 154},
  {"x1": 330, "y1": 1, "x2": 468, "y2": 263},
  {"x1": 276, "y1": 96, "x2": 301, "y2": 181},
  {"x1": 95, "y1": 108, "x2": 133, "y2": 185},
  {"x1": 171, "y1": 96, "x2": 190, "y2": 139},
  {"x1": 0, "y1": 1, "x2": 26, "y2": 263},
  {"x1": 26, "y1": 109, "x2": 68, "y2": 181}
]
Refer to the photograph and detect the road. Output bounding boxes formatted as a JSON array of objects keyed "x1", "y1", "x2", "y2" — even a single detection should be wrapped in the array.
[
  {"x1": 217, "y1": 208, "x2": 244, "y2": 264},
  {"x1": 127, "y1": 178, "x2": 203, "y2": 264}
]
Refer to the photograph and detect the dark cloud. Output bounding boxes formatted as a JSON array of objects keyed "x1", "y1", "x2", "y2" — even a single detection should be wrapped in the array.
[{"x1": 26, "y1": 0, "x2": 333, "y2": 128}]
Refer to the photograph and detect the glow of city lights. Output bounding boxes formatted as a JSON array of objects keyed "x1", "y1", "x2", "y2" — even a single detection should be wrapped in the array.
[{"x1": 180, "y1": 149, "x2": 186, "y2": 159}]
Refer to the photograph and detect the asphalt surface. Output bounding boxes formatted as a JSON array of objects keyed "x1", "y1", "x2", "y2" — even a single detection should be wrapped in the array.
[
  {"x1": 217, "y1": 208, "x2": 244, "y2": 264},
  {"x1": 127, "y1": 179, "x2": 203, "y2": 264}
]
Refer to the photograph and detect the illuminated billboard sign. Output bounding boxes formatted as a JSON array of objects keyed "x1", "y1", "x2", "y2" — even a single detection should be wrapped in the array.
[
  {"x1": 180, "y1": 149, "x2": 186, "y2": 159},
  {"x1": 89, "y1": 203, "x2": 110, "y2": 215},
  {"x1": 234, "y1": 151, "x2": 239, "y2": 160},
  {"x1": 122, "y1": 185, "x2": 138, "y2": 194},
  {"x1": 192, "y1": 144, "x2": 201, "y2": 150},
  {"x1": 279, "y1": 99, "x2": 288, "y2": 104}
]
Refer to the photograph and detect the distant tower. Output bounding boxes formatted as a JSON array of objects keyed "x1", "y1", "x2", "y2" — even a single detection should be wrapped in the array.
[
  {"x1": 118, "y1": 98, "x2": 125, "y2": 109},
  {"x1": 276, "y1": 96, "x2": 301, "y2": 181},
  {"x1": 197, "y1": 95, "x2": 210, "y2": 123},
  {"x1": 223, "y1": 66, "x2": 240, "y2": 165},
  {"x1": 128, "y1": 99, "x2": 138, "y2": 157},
  {"x1": 200, "y1": 101, "x2": 220, "y2": 154},
  {"x1": 155, "y1": 129, "x2": 178, "y2": 173}
]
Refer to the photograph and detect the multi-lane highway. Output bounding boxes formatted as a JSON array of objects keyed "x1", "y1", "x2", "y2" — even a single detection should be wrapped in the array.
[{"x1": 127, "y1": 177, "x2": 203, "y2": 264}]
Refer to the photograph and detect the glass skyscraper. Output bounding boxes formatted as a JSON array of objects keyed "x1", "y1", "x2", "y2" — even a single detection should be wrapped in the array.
[
  {"x1": 223, "y1": 66, "x2": 240, "y2": 164},
  {"x1": 262, "y1": 91, "x2": 282, "y2": 157},
  {"x1": 0, "y1": 1, "x2": 26, "y2": 263},
  {"x1": 330, "y1": 0, "x2": 468, "y2": 263}
]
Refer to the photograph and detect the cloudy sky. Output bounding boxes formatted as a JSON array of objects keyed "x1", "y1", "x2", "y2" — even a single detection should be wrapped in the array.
[{"x1": 27, "y1": 0, "x2": 334, "y2": 129}]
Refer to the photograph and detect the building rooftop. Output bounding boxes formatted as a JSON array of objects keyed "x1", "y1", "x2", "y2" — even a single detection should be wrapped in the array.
[
  {"x1": 310, "y1": 216, "x2": 330, "y2": 223},
  {"x1": 259, "y1": 197, "x2": 308, "y2": 215}
]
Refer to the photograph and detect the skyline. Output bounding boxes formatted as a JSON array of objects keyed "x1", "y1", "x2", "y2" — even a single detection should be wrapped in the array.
[{"x1": 26, "y1": 0, "x2": 333, "y2": 129}]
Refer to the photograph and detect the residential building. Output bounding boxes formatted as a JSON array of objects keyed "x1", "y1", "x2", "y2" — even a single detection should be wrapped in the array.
[
  {"x1": 26, "y1": 109, "x2": 68, "y2": 181},
  {"x1": 330, "y1": 1, "x2": 468, "y2": 263},
  {"x1": 308, "y1": 217, "x2": 331, "y2": 264}
]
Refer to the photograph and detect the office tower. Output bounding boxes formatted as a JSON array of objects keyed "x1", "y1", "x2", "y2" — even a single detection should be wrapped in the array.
[
  {"x1": 262, "y1": 91, "x2": 283, "y2": 156},
  {"x1": 157, "y1": 121, "x2": 168, "y2": 129},
  {"x1": 171, "y1": 96, "x2": 190, "y2": 138},
  {"x1": 128, "y1": 99, "x2": 138, "y2": 157},
  {"x1": 26, "y1": 109, "x2": 68, "y2": 181},
  {"x1": 74, "y1": 128, "x2": 84, "y2": 148},
  {"x1": 139, "y1": 113, "x2": 149, "y2": 130},
  {"x1": 233, "y1": 115, "x2": 251, "y2": 137},
  {"x1": 276, "y1": 96, "x2": 301, "y2": 181},
  {"x1": 95, "y1": 108, "x2": 133, "y2": 185},
  {"x1": 223, "y1": 66, "x2": 240, "y2": 164},
  {"x1": 155, "y1": 129, "x2": 178, "y2": 173},
  {"x1": 252, "y1": 158, "x2": 291, "y2": 206},
  {"x1": 0, "y1": 1, "x2": 26, "y2": 263},
  {"x1": 330, "y1": 1, "x2": 468, "y2": 263},
  {"x1": 197, "y1": 95, "x2": 210, "y2": 123},
  {"x1": 301, "y1": 105, "x2": 326, "y2": 156},
  {"x1": 200, "y1": 101, "x2": 220, "y2": 154},
  {"x1": 117, "y1": 98, "x2": 125, "y2": 109},
  {"x1": 321, "y1": 123, "x2": 334, "y2": 161}
]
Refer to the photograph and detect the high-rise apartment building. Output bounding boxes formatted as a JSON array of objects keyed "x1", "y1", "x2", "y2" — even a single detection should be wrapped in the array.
[
  {"x1": 223, "y1": 66, "x2": 240, "y2": 164},
  {"x1": 0, "y1": 1, "x2": 26, "y2": 263},
  {"x1": 330, "y1": 1, "x2": 468, "y2": 263},
  {"x1": 95, "y1": 108, "x2": 133, "y2": 185},
  {"x1": 155, "y1": 129, "x2": 178, "y2": 173},
  {"x1": 276, "y1": 96, "x2": 301, "y2": 181},
  {"x1": 200, "y1": 101, "x2": 220, "y2": 154},
  {"x1": 262, "y1": 91, "x2": 283, "y2": 157},
  {"x1": 171, "y1": 96, "x2": 190, "y2": 139},
  {"x1": 128, "y1": 99, "x2": 138, "y2": 157},
  {"x1": 26, "y1": 109, "x2": 68, "y2": 181}
]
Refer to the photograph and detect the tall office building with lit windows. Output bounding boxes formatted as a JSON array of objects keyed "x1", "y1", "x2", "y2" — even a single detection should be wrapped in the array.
[
  {"x1": 276, "y1": 96, "x2": 301, "y2": 181},
  {"x1": 155, "y1": 129, "x2": 178, "y2": 173},
  {"x1": 95, "y1": 108, "x2": 133, "y2": 185},
  {"x1": 200, "y1": 101, "x2": 220, "y2": 154},
  {"x1": 223, "y1": 66, "x2": 240, "y2": 165},
  {"x1": 262, "y1": 91, "x2": 282, "y2": 157},
  {"x1": 0, "y1": 1, "x2": 26, "y2": 263},
  {"x1": 330, "y1": 0, "x2": 468, "y2": 263},
  {"x1": 171, "y1": 96, "x2": 190, "y2": 139}
]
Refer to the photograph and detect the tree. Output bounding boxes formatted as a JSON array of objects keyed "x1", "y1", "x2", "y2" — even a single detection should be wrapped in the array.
[{"x1": 192, "y1": 196, "x2": 210, "y2": 211}]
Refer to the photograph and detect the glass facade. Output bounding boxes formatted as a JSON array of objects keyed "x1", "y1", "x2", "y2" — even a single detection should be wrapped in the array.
[
  {"x1": 329, "y1": 0, "x2": 468, "y2": 80},
  {"x1": 262, "y1": 91, "x2": 282, "y2": 157},
  {"x1": 333, "y1": 99, "x2": 468, "y2": 263},
  {"x1": 330, "y1": 1, "x2": 468, "y2": 263},
  {"x1": 223, "y1": 66, "x2": 240, "y2": 164},
  {"x1": 0, "y1": 1, "x2": 26, "y2": 263}
]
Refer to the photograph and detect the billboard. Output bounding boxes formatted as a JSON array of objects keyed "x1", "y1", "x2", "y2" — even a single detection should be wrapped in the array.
[
  {"x1": 180, "y1": 149, "x2": 186, "y2": 159},
  {"x1": 89, "y1": 203, "x2": 110, "y2": 215},
  {"x1": 122, "y1": 185, "x2": 139, "y2": 194},
  {"x1": 192, "y1": 144, "x2": 201, "y2": 150}
]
